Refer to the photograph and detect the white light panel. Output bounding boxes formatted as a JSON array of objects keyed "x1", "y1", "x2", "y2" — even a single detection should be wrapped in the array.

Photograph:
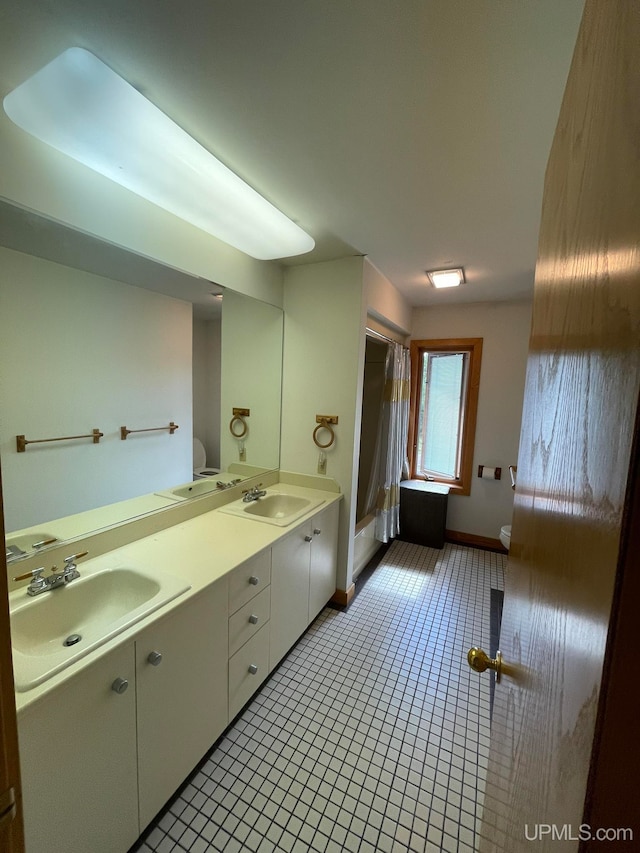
[
  {"x1": 3, "y1": 48, "x2": 315, "y2": 261},
  {"x1": 427, "y1": 268, "x2": 465, "y2": 288}
]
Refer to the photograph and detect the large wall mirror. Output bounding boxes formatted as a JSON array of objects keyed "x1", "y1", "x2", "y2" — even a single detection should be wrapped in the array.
[{"x1": 0, "y1": 198, "x2": 283, "y2": 561}]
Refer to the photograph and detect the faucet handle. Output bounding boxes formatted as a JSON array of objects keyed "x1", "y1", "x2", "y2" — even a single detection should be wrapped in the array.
[
  {"x1": 13, "y1": 567, "x2": 46, "y2": 584},
  {"x1": 62, "y1": 551, "x2": 88, "y2": 579},
  {"x1": 63, "y1": 551, "x2": 88, "y2": 567},
  {"x1": 14, "y1": 567, "x2": 49, "y2": 595}
]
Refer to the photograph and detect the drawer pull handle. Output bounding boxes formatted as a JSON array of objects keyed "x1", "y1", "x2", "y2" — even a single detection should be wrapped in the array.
[
  {"x1": 147, "y1": 651, "x2": 163, "y2": 666},
  {"x1": 304, "y1": 535, "x2": 313, "y2": 542},
  {"x1": 248, "y1": 664, "x2": 258, "y2": 675},
  {"x1": 313, "y1": 528, "x2": 321, "y2": 535},
  {"x1": 111, "y1": 677, "x2": 129, "y2": 694},
  {"x1": 249, "y1": 614, "x2": 259, "y2": 625},
  {"x1": 249, "y1": 576, "x2": 259, "y2": 586}
]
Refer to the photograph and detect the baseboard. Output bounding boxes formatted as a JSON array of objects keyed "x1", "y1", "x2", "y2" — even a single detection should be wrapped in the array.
[
  {"x1": 445, "y1": 529, "x2": 507, "y2": 553},
  {"x1": 331, "y1": 584, "x2": 355, "y2": 607}
]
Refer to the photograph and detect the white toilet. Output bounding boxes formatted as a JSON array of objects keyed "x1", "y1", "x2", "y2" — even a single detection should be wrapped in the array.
[
  {"x1": 193, "y1": 437, "x2": 220, "y2": 479},
  {"x1": 499, "y1": 524, "x2": 511, "y2": 551}
]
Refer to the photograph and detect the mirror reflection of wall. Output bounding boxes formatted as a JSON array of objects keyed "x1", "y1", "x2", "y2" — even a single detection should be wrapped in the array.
[
  {"x1": 220, "y1": 289, "x2": 283, "y2": 473},
  {"x1": 0, "y1": 200, "x2": 284, "y2": 544},
  {"x1": 192, "y1": 313, "x2": 222, "y2": 473},
  {"x1": 0, "y1": 246, "x2": 195, "y2": 531}
]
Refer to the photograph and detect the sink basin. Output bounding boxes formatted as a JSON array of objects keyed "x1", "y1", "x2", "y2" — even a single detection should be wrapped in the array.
[
  {"x1": 219, "y1": 491, "x2": 324, "y2": 526},
  {"x1": 244, "y1": 494, "x2": 311, "y2": 519},
  {"x1": 10, "y1": 566, "x2": 190, "y2": 691},
  {"x1": 157, "y1": 477, "x2": 241, "y2": 501}
]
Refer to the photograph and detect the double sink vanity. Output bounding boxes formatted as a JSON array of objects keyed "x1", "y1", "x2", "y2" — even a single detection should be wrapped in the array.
[{"x1": 7, "y1": 474, "x2": 341, "y2": 853}]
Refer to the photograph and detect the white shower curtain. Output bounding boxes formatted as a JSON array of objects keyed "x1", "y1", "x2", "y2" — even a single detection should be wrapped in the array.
[{"x1": 364, "y1": 341, "x2": 411, "y2": 543}]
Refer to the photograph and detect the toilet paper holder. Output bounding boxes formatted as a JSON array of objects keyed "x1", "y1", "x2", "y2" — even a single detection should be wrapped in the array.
[{"x1": 477, "y1": 465, "x2": 501, "y2": 480}]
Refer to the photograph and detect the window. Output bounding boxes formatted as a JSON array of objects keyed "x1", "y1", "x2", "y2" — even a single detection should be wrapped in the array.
[{"x1": 409, "y1": 338, "x2": 482, "y2": 495}]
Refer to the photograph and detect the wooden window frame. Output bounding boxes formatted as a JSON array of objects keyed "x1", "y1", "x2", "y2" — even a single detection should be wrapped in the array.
[{"x1": 408, "y1": 338, "x2": 483, "y2": 496}]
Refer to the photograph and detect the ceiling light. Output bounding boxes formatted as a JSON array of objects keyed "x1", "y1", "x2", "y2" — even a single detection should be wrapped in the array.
[
  {"x1": 426, "y1": 268, "x2": 465, "y2": 289},
  {"x1": 3, "y1": 48, "x2": 315, "y2": 261}
]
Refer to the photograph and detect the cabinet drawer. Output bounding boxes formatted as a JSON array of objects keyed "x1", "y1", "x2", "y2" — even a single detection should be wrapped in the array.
[
  {"x1": 229, "y1": 624, "x2": 270, "y2": 720},
  {"x1": 229, "y1": 586, "x2": 271, "y2": 657},
  {"x1": 228, "y1": 550, "x2": 271, "y2": 614}
]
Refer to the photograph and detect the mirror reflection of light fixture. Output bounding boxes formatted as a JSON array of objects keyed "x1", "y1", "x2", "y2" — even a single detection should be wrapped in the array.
[
  {"x1": 3, "y1": 48, "x2": 315, "y2": 261},
  {"x1": 426, "y1": 267, "x2": 465, "y2": 288}
]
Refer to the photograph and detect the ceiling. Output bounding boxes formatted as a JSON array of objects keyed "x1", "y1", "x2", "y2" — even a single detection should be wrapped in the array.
[{"x1": 0, "y1": 0, "x2": 585, "y2": 308}]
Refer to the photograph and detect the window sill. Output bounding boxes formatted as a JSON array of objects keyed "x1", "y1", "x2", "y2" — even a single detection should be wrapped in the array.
[{"x1": 410, "y1": 476, "x2": 470, "y2": 496}]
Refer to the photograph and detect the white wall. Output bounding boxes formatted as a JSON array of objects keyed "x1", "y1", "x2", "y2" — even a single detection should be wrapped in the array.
[
  {"x1": 411, "y1": 300, "x2": 532, "y2": 540},
  {"x1": 364, "y1": 258, "x2": 412, "y2": 335},
  {"x1": 193, "y1": 317, "x2": 222, "y2": 470},
  {"x1": 281, "y1": 257, "x2": 366, "y2": 592},
  {"x1": 0, "y1": 247, "x2": 193, "y2": 532}
]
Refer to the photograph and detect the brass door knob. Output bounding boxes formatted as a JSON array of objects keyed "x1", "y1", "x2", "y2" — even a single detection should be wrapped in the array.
[{"x1": 467, "y1": 647, "x2": 502, "y2": 684}]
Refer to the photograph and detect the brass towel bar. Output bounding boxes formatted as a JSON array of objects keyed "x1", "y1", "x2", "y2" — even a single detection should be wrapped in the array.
[
  {"x1": 16, "y1": 428, "x2": 103, "y2": 453},
  {"x1": 120, "y1": 422, "x2": 179, "y2": 440}
]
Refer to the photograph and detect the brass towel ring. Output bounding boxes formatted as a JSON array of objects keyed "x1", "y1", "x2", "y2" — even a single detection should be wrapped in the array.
[
  {"x1": 313, "y1": 420, "x2": 335, "y2": 449},
  {"x1": 229, "y1": 416, "x2": 248, "y2": 438}
]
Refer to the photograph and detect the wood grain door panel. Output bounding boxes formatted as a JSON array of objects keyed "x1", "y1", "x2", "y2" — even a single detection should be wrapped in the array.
[{"x1": 479, "y1": 2, "x2": 640, "y2": 849}]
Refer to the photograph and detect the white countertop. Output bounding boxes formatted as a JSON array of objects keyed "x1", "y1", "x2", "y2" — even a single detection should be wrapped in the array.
[{"x1": 10, "y1": 481, "x2": 342, "y2": 713}]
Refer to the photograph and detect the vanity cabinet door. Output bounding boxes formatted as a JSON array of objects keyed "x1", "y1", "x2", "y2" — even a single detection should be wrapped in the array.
[
  {"x1": 309, "y1": 502, "x2": 339, "y2": 621},
  {"x1": 18, "y1": 643, "x2": 138, "y2": 853},
  {"x1": 136, "y1": 580, "x2": 229, "y2": 831},
  {"x1": 269, "y1": 525, "x2": 311, "y2": 670}
]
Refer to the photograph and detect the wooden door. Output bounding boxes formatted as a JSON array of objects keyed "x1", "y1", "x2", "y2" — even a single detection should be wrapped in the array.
[
  {"x1": 0, "y1": 471, "x2": 24, "y2": 853},
  {"x1": 479, "y1": 2, "x2": 640, "y2": 850}
]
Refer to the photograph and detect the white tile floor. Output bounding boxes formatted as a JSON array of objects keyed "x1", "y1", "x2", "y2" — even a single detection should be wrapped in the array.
[{"x1": 131, "y1": 541, "x2": 505, "y2": 853}]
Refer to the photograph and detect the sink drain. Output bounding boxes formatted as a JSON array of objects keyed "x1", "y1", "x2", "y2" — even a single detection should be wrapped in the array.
[{"x1": 63, "y1": 634, "x2": 82, "y2": 647}]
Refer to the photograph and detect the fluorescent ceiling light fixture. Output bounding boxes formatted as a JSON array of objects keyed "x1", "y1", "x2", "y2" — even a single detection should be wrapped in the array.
[
  {"x1": 426, "y1": 268, "x2": 465, "y2": 289},
  {"x1": 3, "y1": 48, "x2": 315, "y2": 261}
]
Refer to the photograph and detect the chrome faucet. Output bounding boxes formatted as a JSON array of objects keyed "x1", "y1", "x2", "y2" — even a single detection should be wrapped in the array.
[
  {"x1": 216, "y1": 478, "x2": 243, "y2": 490},
  {"x1": 242, "y1": 484, "x2": 267, "y2": 503},
  {"x1": 14, "y1": 551, "x2": 88, "y2": 596}
]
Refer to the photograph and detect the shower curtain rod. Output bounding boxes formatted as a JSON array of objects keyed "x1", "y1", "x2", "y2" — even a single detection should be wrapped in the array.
[{"x1": 365, "y1": 326, "x2": 408, "y2": 348}]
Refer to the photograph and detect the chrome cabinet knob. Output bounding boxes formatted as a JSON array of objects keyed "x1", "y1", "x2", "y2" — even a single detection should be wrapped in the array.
[
  {"x1": 313, "y1": 528, "x2": 321, "y2": 535},
  {"x1": 304, "y1": 535, "x2": 313, "y2": 542},
  {"x1": 111, "y1": 677, "x2": 129, "y2": 694},
  {"x1": 147, "y1": 651, "x2": 163, "y2": 666},
  {"x1": 249, "y1": 576, "x2": 259, "y2": 586},
  {"x1": 248, "y1": 664, "x2": 258, "y2": 675},
  {"x1": 248, "y1": 614, "x2": 259, "y2": 625}
]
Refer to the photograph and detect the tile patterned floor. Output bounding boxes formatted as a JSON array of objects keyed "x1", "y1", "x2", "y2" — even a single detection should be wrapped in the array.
[{"x1": 131, "y1": 541, "x2": 505, "y2": 853}]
